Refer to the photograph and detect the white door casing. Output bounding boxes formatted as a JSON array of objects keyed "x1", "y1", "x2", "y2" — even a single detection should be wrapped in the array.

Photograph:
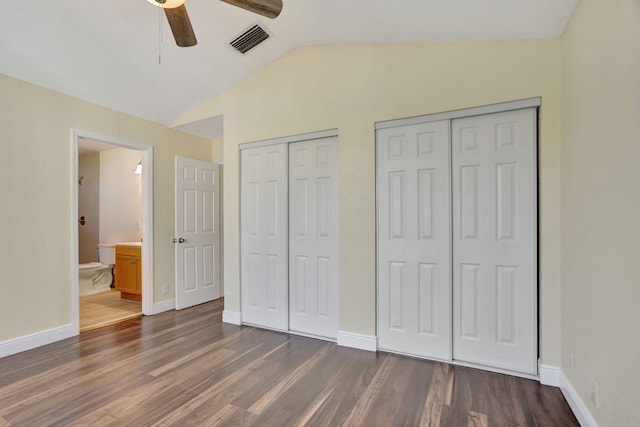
[
  {"x1": 240, "y1": 144, "x2": 289, "y2": 330},
  {"x1": 451, "y1": 108, "x2": 537, "y2": 374},
  {"x1": 289, "y1": 137, "x2": 339, "y2": 339},
  {"x1": 377, "y1": 120, "x2": 452, "y2": 360},
  {"x1": 175, "y1": 157, "x2": 221, "y2": 310}
]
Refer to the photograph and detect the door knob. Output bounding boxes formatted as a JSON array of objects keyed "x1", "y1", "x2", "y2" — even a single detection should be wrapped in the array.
[{"x1": 172, "y1": 237, "x2": 186, "y2": 244}]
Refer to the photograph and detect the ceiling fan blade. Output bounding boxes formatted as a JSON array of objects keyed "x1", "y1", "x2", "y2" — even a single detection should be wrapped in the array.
[
  {"x1": 219, "y1": 0, "x2": 283, "y2": 19},
  {"x1": 164, "y1": 5, "x2": 197, "y2": 47}
]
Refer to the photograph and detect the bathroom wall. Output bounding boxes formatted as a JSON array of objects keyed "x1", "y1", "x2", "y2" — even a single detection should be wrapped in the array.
[
  {"x1": 99, "y1": 147, "x2": 142, "y2": 244},
  {"x1": 78, "y1": 152, "x2": 100, "y2": 263}
]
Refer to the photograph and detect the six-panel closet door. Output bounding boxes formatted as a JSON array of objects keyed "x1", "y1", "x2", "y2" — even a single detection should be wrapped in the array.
[
  {"x1": 451, "y1": 108, "x2": 537, "y2": 374},
  {"x1": 240, "y1": 144, "x2": 289, "y2": 331},
  {"x1": 289, "y1": 137, "x2": 339, "y2": 338},
  {"x1": 377, "y1": 120, "x2": 452, "y2": 360}
]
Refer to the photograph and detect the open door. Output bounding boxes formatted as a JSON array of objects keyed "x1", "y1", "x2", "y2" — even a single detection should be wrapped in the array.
[{"x1": 174, "y1": 156, "x2": 221, "y2": 310}]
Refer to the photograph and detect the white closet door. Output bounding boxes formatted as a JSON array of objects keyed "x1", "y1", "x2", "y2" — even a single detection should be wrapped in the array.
[
  {"x1": 289, "y1": 137, "x2": 339, "y2": 338},
  {"x1": 377, "y1": 120, "x2": 452, "y2": 360},
  {"x1": 240, "y1": 144, "x2": 288, "y2": 330},
  {"x1": 452, "y1": 108, "x2": 537, "y2": 374}
]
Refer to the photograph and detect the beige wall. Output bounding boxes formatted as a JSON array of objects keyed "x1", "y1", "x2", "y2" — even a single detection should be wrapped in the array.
[
  {"x1": 0, "y1": 74, "x2": 215, "y2": 342},
  {"x1": 562, "y1": 0, "x2": 640, "y2": 425},
  {"x1": 182, "y1": 40, "x2": 564, "y2": 365}
]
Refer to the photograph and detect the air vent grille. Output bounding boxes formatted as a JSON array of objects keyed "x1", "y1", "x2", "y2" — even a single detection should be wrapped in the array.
[{"x1": 230, "y1": 25, "x2": 269, "y2": 54}]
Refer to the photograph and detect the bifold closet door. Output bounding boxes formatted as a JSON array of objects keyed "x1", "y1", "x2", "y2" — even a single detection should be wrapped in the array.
[
  {"x1": 289, "y1": 137, "x2": 339, "y2": 338},
  {"x1": 377, "y1": 120, "x2": 452, "y2": 360},
  {"x1": 240, "y1": 144, "x2": 288, "y2": 330},
  {"x1": 452, "y1": 108, "x2": 537, "y2": 374}
]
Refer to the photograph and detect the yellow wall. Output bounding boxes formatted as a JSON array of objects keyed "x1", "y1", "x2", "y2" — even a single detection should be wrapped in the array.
[
  {"x1": 211, "y1": 137, "x2": 223, "y2": 161},
  {"x1": 182, "y1": 40, "x2": 564, "y2": 365},
  {"x1": 0, "y1": 74, "x2": 215, "y2": 342},
  {"x1": 562, "y1": 0, "x2": 640, "y2": 424}
]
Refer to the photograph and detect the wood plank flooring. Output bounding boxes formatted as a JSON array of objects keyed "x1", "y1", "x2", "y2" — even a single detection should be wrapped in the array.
[
  {"x1": 0, "y1": 300, "x2": 578, "y2": 426},
  {"x1": 80, "y1": 289, "x2": 142, "y2": 332}
]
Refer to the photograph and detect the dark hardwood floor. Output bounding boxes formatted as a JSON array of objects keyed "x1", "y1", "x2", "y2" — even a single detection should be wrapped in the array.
[{"x1": 0, "y1": 300, "x2": 578, "y2": 426}]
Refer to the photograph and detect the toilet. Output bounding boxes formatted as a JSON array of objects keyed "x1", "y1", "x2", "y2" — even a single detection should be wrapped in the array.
[{"x1": 79, "y1": 243, "x2": 116, "y2": 296}]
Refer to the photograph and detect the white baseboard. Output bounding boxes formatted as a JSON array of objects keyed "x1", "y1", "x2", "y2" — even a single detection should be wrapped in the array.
[
  {"x1": 538, "y1": 364, "x2": 598, "y2": 426},
  {"x1": 337, "y1": 330, "x2": 377, "y2": 352},
  {"x1": 560, "y1": 371, "x2": 599, "y2": 427},
  {"x1": 222, "y1": 310, "x2": 242, "y2": 325},
  {"x1": 153, "y1": 299, "x2": 175, "y2": 314},
  {"x1": 0, "y1": 324, "x2": 73, "y2": 359},
  {"x1": 539, "y1": 363, "x2": 561, "y2": 387}
]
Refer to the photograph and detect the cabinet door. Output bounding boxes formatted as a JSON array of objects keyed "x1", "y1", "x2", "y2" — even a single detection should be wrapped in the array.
[
  {"x1": 115, "y1": 255, "x2": 139, "y2": 294},
  {"x1": 134, "y1": 256, "x2": 142, "y2": 294},
  {"x1": 240, "y1": 144, "x2": 289, "y2": 330},
  {"x1": 452, "y1": 108, "x2": 537, "y2": 374},
  {"x1": 377, "y1": 120, "x2": 452, "y2": 360}
]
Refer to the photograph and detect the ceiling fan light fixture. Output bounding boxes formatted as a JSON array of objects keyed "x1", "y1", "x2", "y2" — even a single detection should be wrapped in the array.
[
  {"x1": 144, "y1": 0, "x2": 282, "y2": 48},
  {"x1": 146, "y1": 0, "x2": 185, "y2": 9}
]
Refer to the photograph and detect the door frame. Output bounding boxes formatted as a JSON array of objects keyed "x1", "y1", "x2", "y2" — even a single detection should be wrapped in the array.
[
  {"x1": 71, "y1": 129, "x2": 154, "y2": 335},
  {"x1": 375, "y1": 97, "x2": 541, "y2": 379}
]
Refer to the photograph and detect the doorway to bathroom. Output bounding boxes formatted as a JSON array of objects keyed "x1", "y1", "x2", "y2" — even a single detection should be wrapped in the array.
[{"x1": 71, "y1": 130, "x2": 153, "y2": 334}]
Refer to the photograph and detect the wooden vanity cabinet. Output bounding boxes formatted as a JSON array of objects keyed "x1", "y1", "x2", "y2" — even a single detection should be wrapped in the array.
[{"x1": 115, "y1": 245, "x2": 141, "y2": 302}]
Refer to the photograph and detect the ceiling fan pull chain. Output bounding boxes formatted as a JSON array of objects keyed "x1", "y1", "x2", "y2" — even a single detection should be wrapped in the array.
[{"x1": 158, "y1": 6, "x2": 163, "y2": 65}]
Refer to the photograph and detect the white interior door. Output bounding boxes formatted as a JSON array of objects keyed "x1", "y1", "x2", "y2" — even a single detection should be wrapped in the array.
[
  {"x1": 175, "y1": 157, "x2": 221, "y2": 310},
  {"x1": 452, "y1": 108, "x2": 537, "y2": 374},
  {"x1": 240, "y1": 144, "x2": 288, "y2": 330},
  {"x1": 289, "y1": 137, "x2": 339, "y2": 339},
  {"x1": 377, "y1": 120, "x2": 452, "y2": 360}
]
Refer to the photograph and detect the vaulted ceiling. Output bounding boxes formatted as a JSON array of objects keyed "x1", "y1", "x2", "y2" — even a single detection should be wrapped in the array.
[{"x1": 0, "y1": 0, "x2": 576, "y2": 138}]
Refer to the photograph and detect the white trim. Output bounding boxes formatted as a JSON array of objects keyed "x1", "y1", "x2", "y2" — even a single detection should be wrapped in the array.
[
  {"x1": 375, "y1": 97, "x2": 541, "y2": 130},
  {"x1": 242, "y1": 322, "x2": 288, "y2": 333},
  {"x1": 71, "y1": 129, "x2": 155, "y2": 337},
  {"x1": 560, "y1": 371, "x2": 599, "y2": 427},
  {"x1": 239, "y1": 129, "x2": 338, "y2": 150},
  {"x1": 0, "y1": 325, "x2": 73, "y2": 359},
  {"x1": 73, "y1": 129, "x2": 152, "y2": 151},
  {"x1": 450, "y1": 357, "x2": 540, "y2": 381},
  {"x1": 222, "y1": 310, "x2": 242, "y2": 325},
  {"x1": 337, "y1": 331, "x2": 377, "y2": 352},
  {"x1": 287, "y1": 329, "x2": 336, "y2": 343},
  {"x1": 71, "y1": 134, "x2": 80, "y2": 336},
  {"x1": 539, "y1": 363, "x2": 561, "y2": 387},
  {"x1": 141, "y1": 147, "x2": 154, "y2": 316},
  {"x1": 153, "y1": 299, "x2": 175, "y2": 314}
]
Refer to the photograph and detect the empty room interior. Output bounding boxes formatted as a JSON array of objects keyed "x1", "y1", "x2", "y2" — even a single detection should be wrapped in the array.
[{"x1": 0, "y1": 0, "x2": 638, "y2": 425}]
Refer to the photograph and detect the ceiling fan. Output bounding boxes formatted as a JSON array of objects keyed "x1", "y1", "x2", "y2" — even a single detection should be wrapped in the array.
[{"x1": 146, "y1": 0, "x2": 283, "y2": 47}]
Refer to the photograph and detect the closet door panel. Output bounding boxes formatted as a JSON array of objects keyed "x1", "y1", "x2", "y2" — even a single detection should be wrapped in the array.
[
  {"x1": 452, "y1": 108, "x2": 537, "y2": 374},
  {"x1": 240, "y1": 144, "x2": 288, "y2": 330},
  {"x1": 289, "y1": 137, "x2": 339, "y2": 339},
  {"x1": 377, "y1": 120, "x2": 451, "y2": 360}
]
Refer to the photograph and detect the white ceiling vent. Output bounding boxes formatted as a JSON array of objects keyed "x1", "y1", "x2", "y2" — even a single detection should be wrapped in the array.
[{"x1": 229, "y1": 24, "x2": 270, "y2": 54}]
